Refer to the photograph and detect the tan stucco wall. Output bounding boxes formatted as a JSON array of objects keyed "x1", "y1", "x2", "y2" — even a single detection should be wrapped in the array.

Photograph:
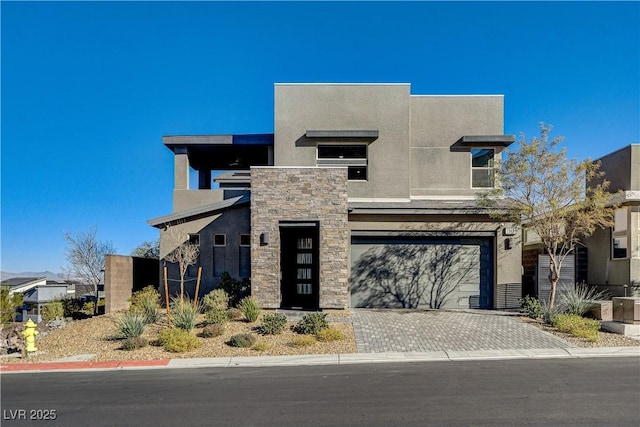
[
  {"x1": 274, "y1": 84, "x2": 411, "y2": 200},
  {"x1": 105, "y1": 254, "x2": 133, "y2": 313},
  {"x1": 173, "y1": 189, "x2": 224, "y2": 212},
  {"x1": 410, "y1": 96, "x2": 505, "y2": 197}
]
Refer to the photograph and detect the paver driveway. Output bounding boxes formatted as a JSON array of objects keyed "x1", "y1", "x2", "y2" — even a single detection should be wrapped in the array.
[{"x1": 351, "y1": 309, "x2": 573, "y2": 353}]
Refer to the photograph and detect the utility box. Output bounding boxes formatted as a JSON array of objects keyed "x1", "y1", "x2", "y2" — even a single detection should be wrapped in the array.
[
  {"x1": 591, "y1": 301, "x2": 613, "y2": 321},
  {"x1": 612, "y1": 297, "x2": 640, "y2": 324}
]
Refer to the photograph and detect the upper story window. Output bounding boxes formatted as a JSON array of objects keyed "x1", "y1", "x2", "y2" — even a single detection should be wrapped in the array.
[
  {"x1": 612, "y1": 208, "x2": 628, "y2": 259},
  {"x1": 239, "y1": 234, "x2": 251, "y2": 247},
  {"x1": 317, "y1": 144, "x2": 367, "y2": 181},
  {"x1": 213, "y1": 234, "x2": 226, "y2": 247},
  {"x1": 471, "y1": 148, "x2": 495, "y2": 188}
]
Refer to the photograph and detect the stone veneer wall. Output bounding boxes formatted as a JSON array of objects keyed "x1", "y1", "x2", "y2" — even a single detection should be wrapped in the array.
[{"x1": 250, "y1": 167, "x2": 349, "y2": 309}]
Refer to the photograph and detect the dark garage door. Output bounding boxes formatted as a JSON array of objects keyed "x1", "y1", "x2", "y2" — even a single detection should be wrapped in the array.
[{"x1": 351, "y1": 237, "x2": 493, "y2": 309}]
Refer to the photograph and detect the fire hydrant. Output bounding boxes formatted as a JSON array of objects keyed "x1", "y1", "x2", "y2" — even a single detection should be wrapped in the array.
[{"x1": 22, "y1": 319, "x2": 39, "y2": 354}]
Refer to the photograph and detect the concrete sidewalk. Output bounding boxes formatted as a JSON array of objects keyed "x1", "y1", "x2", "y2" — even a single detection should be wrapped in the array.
[{"x1": 2, "y1": 346, "x2": 639, "y2": 374}]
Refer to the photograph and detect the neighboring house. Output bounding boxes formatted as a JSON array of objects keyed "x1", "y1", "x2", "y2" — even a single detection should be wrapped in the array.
[
  {"x1": 148, "y1": 83, "x2": 522, "y2": 311},
  {"x1": 2, "y1": 278, "x2": 70, "y2": 322},
  {"x1": 521, "y1": 230, "x2": 588, "y2": 300},
  {"x1": 21, "y1": 280, "x2": 69, "y2": 322},
  {"x1": 2, "y1": 277, "x2": 47, "y2": 296},
  {"x1": 583, "y1": 144, "x2": 640, "y2": 297}
]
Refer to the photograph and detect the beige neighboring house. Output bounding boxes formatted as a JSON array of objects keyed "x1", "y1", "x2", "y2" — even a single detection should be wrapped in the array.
[
  {"x1": 583, "y1": 144, "x2": 640, "y2": 296},
  {"x1": 148, "y1": 83, "x2": 523, "y2": 311}
]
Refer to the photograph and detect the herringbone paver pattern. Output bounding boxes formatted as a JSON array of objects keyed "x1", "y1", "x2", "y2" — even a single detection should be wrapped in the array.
[{"x1": 351, "y1": 309, "x2": 574, "y2": 353}]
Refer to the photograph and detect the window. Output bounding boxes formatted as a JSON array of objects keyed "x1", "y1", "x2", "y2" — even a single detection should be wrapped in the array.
[
  {"x1": 213, "y1": 234, "x2": 226, "y2": 247},
  {"x1": 188, "y1": 234, "x2": 200, "y2": 246},
  {"x1": 612, "y1": 208, "x2": 628, "y2": 259},
  {"x1": 471, "y1": 148, "x2": 495, "y2": 188},
  {"x1": 239, "y1": 234, "x2": 251, "y2": 247},
  {"x1": 317, "y1": 144, "x2": 367, "y2": 180}
]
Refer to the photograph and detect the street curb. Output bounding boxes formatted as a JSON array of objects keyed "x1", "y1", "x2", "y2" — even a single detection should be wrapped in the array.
[
  {"x1": 1, "y1": 347, "x2": 638, "y2": 374},
  {"x1": 0, "y1": 359, "x2": 170, "y2": 373}
]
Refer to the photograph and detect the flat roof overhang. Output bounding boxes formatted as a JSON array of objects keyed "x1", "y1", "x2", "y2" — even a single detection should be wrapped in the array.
[
  {"x1": 454, "y1": 135, "x2": 516, "y2": 147},
  {"x1": 305, "y1": 130, "x2": 379, "y2": 139},
  {"x1": 163, "y1": 134, "x2": 274, "y2": 170}
]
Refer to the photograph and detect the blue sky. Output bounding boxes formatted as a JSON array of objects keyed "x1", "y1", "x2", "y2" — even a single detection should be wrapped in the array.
[{"x1": 1, "y1": 1, "x2": 639, "y2": 273}]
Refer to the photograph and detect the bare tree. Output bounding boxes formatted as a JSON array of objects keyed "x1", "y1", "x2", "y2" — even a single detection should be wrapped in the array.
[
  {"x1": 478, "y1": 123, "x2": 617, "y2": 308},
  {"x1": 64, "y1": 228, "x2": 115, "y2": 315},
  {"x1": 162, "y1": 224, "x2": 200, "y2": 301}
]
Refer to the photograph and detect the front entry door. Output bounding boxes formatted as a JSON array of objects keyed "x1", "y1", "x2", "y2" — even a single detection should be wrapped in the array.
[{"x1": 280, "y1": 225, "x2": 319, "y2": 310}]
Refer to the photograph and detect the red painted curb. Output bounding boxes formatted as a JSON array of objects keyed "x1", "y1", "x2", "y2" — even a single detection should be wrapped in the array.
[{"x1": 0, "y1": 359, "x2": 170, "y2": 372}]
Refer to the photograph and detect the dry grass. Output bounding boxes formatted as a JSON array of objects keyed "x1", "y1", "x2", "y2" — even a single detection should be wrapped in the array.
[{"x1": 3, "y1": 311, "x2": 356, "y2": 363}]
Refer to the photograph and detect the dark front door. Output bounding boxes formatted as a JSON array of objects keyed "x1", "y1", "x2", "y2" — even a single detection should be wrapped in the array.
[{"x1": 280, "y1": 225, "x2": 319, "y2": 310}]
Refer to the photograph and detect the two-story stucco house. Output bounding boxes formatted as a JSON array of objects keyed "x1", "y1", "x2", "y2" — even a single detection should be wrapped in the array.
[
  {"x1": 148, "y1": 83, "x2": 522, "y2": 311},
  {"x1": 583, "y1": 144, "x2": 640, "y2": 296}
]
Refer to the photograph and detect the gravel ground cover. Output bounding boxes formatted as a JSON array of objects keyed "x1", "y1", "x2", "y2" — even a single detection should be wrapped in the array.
[
  {"x1": 519, "y1": 317, "x2": 640, "y2": 347},
  {"x1": 2, "y1": 312, "x2": 356, "y2": 363}
]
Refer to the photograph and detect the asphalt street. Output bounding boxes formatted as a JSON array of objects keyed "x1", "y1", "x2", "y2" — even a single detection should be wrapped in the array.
[{"x1": 2, "y1": 358, "x2": 639, "y2": 426}]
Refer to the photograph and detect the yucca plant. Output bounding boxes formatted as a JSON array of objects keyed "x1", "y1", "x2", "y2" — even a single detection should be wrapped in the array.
[
  {"x1": 130, "y1": 286, "x2": 161, "y2": 324},
  {"x1": 540, "y1": 299, "x2": 564, "y2": 325},
  {"x1": 560, "y1": 284, "x2": 609, "y2": 316},
  {"x1": 170, "y1": 297, "x2": 200, "y2": 332},
  {"x1": 238, "y1": 296, "x2": 261, "y2": 322},
  {"x1": 116, "y1": 311, "x2": 146, "y2": 339}
]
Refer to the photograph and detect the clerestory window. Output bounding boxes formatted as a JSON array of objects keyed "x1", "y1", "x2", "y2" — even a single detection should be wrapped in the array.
[{"x1": 317, "y1": 144, "x2": 367, "y2": 180}]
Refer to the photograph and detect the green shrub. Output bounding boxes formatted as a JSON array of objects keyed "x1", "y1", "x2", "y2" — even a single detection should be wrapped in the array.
[
  {"x1": 253, "y1": 341, "x2": 271, "y2": 352},
  {"x1": 129, "y1": 286, "x2": 161, "y2": 324},
  {"x1": 290, "y1": 335, "x2": 316, "y2": 347},
  {"x1": 60, "y1": 296, "x2": 84, "y2": 318},
  {"x1": 0, "y1": 286, "x2": 23, "y2": 325},
  {"x1": 218, "y1": 272, "x2": 250, "y2": 307},
  {"x1": 201, "y1": 324, "x2": 225, "y2": 338},
  {"x1": 540, "y1": 300, "x2": 564, "y2": 325},
  {"x1": 259, "y1": 313, "x2": 288, "y2": 335},
  {"x1": 519, "y1": 296, "x2": 542, "y2": 319},
  {"x1": 116, "y1": 311, "x2": 146, "y2": 339},
  {"x1": 561, "y1": 285, "x2": 609, "y2": 316},
  {"x1": 553, "y1": 314, "x2": 600, "y2": 342},
  {"x1": 158, "y1": 328, "x2": 202, "y2": 352},
  {"x1": 170, "y1": 297, "x2": 200, "y2": 332},
  {"x1": 293, "y1": 313, "x2": 329, "y2": 335},
  {"x1": 227, "y1": 308, "x2": 243, "y2": 320},
  {"x1": 121, "y1": 336, "x2": 148, "y2": 351},
  {"x1": 202, "y1": 289, "x2": 229, "y2": 312},
  {"x1": 238, "y1": 297, "x2": 261, "y2": 322},
  {"x1": 227, "y1": 333, "x2": 257, "y2": 348},
  {"x1": 42, "y1": 302, "x2": 64, "y2": 323},
  {"x1": 316, "y1": 327, "x2": 345, "y2": 342},
  {"x1": 204, "y1": 309, "x2": 229, "y2": 325},
  {"x1": 82, "y1": 301, "x2": 95, "y2": 315}
]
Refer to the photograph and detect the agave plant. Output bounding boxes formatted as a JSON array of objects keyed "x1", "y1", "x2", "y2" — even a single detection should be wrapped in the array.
[{"x1": 560, "y1": 284, "x2": 609, "y2": 316}]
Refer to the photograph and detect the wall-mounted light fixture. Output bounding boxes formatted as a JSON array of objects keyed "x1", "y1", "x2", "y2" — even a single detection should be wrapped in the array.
[
  {"x1": 504, "y1": 238, "x2": 512, "y2": 250},
  {"x1": 260, "y1": 232, "x2": 269, "y2": 246}
]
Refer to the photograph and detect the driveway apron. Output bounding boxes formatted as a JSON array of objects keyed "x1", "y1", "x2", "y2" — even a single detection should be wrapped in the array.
[{"x1": 351, "y1": 309, "x2": 573, "y2": 353}]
